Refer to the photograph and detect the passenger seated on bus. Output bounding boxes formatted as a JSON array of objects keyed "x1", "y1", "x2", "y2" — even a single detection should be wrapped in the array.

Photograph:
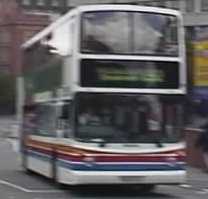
[
  {"x1": 101, "y1": 107, "x2": 112, "y2": 125},
  {"x1": 84, "y1": 35, "x2": 112, "y2": 53},
  {"x1": 23, "y1": 106, "x2": 37, "y2": 135},
  {"x1": 79, "y1": 108, "x2": 100, "y2": 125}
]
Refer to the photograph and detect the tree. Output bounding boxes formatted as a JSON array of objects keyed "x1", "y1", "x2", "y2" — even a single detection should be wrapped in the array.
[{"x1": 0, "y1": 72, "x2": 15, "y2": 115}]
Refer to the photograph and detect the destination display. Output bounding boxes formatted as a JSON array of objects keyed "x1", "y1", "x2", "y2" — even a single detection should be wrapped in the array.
[{"x1": 80, "y1": 59, "x2": 179, "y2": 89}]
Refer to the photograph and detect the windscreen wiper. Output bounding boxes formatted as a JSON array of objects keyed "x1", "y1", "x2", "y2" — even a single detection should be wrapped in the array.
[
  {"x1": 76, "y1": 138, "x2": 107, "y2": 147},
  {"x1": 90, "y1": 138, "x2": 107, "y2": 148},
  {"x1": 152, "y1": 136, "x2": 163, "y2": 148}
]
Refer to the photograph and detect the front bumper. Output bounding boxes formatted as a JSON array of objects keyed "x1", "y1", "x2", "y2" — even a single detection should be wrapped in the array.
[{"x1": 57, "y1": 168, "x2": 186, "y2": 185}]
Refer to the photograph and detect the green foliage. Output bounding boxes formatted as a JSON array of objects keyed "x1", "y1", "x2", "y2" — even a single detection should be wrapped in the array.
[{"x1": 0, "y1": 72, "x2": 15, "y2": 114}]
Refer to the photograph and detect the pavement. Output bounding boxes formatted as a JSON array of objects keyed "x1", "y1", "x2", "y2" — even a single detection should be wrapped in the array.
[
  {"x1": 184, "y1": 167, "x2": 208, "y2": 193},
  {"x1": 0, "y1": 116, "x2": 19, "y2": 138}
]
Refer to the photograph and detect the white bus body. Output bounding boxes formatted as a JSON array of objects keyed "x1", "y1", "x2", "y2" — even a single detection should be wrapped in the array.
[{"x1": 21, "y1": 5, "x2": 186, "y2": 188}]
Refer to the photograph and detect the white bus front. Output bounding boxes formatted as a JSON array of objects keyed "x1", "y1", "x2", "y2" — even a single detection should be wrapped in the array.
[{"x1": 66, "y1": 6, "x2": 186, "y2": 186}]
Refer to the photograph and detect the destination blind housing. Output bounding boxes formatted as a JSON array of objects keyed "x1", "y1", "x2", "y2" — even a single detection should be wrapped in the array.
[{"x1": 80, "y1": 59, "x2": 179, "y2": 89}]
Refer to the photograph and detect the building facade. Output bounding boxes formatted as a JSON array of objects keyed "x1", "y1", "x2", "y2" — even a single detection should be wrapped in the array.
[
  {"x1": 0, "y1": 0, "x2": 50, "y2": 114},
  {"x1": 0, "y1": 0, "x2": 50, "y2": 75},
  {"x1": 15, "y1": 0, "x2": 208, "y2": 24}
]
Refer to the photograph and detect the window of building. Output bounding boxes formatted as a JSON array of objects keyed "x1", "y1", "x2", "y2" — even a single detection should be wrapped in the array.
[
  {"x1": 0, "y1": 47, "x2": 10, "y2": 64},
  {"x1": 135, "y1": 1, "x2": 170, "y2": 8},
  {"x1": 135, "y1": 1, "x2": 155, "y2": 6},
  {"x1": 169, "y1": 0, "x2": 180, "y2": 10},
  {"x1": 36, "y1": 0, "x2": 45, "y2": 6},
  {"x1": 0, "y1": 30, "x2": 11, "y2": 44},
  {"x1": 0, "y1": 65, "x2": 9, "y2": 73},
  {"x1": 147, "y1": 0, "x2": 167, "y2": 8},
  {"x1": 66, "y1": 0, "x2": 71, "y2": 7},
  {"x1": 51, "y1": 0, "x2": 59, "y2": 7},
  {"x1": 23, "y1": 30, "x2": 36, "y2": 43},
  {"x1": 143, "y1": 1, "x2": 155, "y2": 6},
  {"x1": 186, "y1": 0, "x2": 194, "y2": 12},
  {"x1": 22, "y1": 0, "x2": 31, "y2": 6},
  {"x1": 149, "y1": 1, "x2": 160, "y2": 6},
  {"x1": 201, "y1": 0, "x2": 208, "y2": 11},
  {"x1": 70, "y1": 0, "x2": 81, "y2": 6}
]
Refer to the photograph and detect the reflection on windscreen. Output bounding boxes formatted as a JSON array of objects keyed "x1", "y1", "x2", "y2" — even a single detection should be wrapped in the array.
[
  {"x1": 76, "y1": 94, "x2": 183, "y2": 143},
  {"x1": 81, "y1": 11, "x2": 178, "y2": 56}
]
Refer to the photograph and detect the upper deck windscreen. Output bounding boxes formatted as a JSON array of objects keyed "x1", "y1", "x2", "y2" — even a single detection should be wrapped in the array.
[{"x1": 81, "y1": 11, "x2": 178, "y2": 56}]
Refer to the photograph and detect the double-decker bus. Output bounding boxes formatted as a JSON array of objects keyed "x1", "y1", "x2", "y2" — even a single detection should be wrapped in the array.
[{"x1": 20, "y1": 4, "x2": 186, "y2": 190}]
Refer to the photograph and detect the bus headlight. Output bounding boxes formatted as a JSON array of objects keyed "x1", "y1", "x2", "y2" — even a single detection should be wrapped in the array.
[{"x1": 83, "y1": 156, "x2": 96, "y2": 167}]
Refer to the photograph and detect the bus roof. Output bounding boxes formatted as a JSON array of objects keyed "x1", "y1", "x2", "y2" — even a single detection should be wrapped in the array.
[{"x1": 22, "y1": 4, "x2": 182, "y2": 49}]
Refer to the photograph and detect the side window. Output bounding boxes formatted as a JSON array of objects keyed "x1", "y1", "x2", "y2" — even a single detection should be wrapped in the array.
[
  {"x1": 56, "y1": 101, "x2": 73, "y2": 138},
  {"x1": 24, "y1": 39, "x2": 63, "y2": 100},
  {"x1": 23, "y1": 105, "x2": 37, "y2": 136},
  {"x1": 162, "y1": 103, "x2": 184, "y2": 140},
  {"x1": 35, "y1": 104, "x2": 56, "y2": 137},
  {"x1": 160, "y1": 96, "x2": 185, "y2": 142}
]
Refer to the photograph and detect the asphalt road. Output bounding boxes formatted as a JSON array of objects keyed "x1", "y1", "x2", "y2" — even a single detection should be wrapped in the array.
[{"x1": 0, "y1": 138, "x2": 208, "y2": 199}]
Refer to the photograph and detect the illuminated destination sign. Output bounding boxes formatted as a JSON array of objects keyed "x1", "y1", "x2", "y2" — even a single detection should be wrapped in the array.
[
  {"x1": 96, "y1": 68, "x2": 164, "y2": 83},
  {"x1": 80, "y1": 59, "x2": 179, "y2": 89}
]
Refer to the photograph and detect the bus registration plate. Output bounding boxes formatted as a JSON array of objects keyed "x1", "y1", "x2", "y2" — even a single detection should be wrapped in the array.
[{"x1": 119, "y1": 176, "x2": 145, "y2": 182}]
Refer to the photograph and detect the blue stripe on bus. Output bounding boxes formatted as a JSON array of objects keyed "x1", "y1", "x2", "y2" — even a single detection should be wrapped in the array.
[
  {"x1": 27, "y1": 150, "x2": 52, "y2": 162},
  {"x1": 57, "y1": 159, "x2": 186, "y2": 172}
]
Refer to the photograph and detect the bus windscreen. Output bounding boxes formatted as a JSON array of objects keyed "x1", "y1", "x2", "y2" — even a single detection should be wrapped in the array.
[{"x1": 75, "y1": 93, "x2": 183, "y2": 144}]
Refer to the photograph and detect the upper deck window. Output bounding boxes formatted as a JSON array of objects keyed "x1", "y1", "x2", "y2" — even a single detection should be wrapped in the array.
[{"x1": 81, "y1": 11, "x2": 178, "y2": 56}]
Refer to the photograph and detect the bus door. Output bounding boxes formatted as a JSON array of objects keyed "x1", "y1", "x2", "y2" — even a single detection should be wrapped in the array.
[{"x1": 55, "y1": 100, "x2": 74, "y2": 139}]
